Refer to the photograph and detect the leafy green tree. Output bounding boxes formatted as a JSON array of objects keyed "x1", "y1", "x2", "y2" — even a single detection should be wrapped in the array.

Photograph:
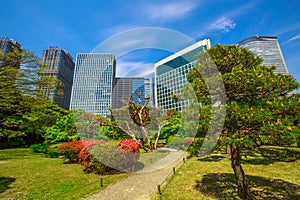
[
  {"x1": 187, "y1": 45, "x2": 299, "y2": 199},
  {"x1": 0, "y1": 47, "x2": 61, "y2": 148},
  {"x1": 40, "y1": 105, "x2": 78, "y2": 143}
]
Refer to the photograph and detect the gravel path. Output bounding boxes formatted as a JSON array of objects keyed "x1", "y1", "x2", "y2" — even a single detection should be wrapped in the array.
[{"x1": 84, "y1": 149, "x2": 188, "y2": 200}]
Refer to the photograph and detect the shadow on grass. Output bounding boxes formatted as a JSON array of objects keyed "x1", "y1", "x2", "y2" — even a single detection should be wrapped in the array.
[
  {"x1": 0, "y1": 150, "x2": 34, "y2": 161},
  {"x1": 241, "y1": 158, "x2": 275, "y2": 165},
  {"x1": 195, "y1": 173, "x2": 300, "y2": 199},
  {"x1": 198, "y1": 155, "x2": 225, "y2": 162},
  {"x1": 258, "y1": 147, "x2": 300, "y2": 162},
  {"x1": 0, "y1": 177, "x2": 16, "y2": 193}
]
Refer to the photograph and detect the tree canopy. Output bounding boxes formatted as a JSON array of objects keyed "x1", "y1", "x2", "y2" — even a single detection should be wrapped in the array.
[
  {"x1": 187, "y1": 45, "x2": 300, "y2": 199},
  {"x1": 0, "y1": 47, "x2": 69, "y2": 148}
]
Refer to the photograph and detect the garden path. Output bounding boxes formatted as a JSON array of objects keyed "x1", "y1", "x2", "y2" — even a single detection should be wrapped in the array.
[{"x1": 84, "y1": 148, "x2": 188, "y2": 200}]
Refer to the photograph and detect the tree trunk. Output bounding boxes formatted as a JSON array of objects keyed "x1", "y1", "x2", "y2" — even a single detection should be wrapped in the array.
[
  {"x1": 154, "y1": 124, "x2": 164, "y2": 150},
  {"x1": 225, "y1": 144, "x2": 231, "y2": 154},
  {"x1": 230, "y1": 145, "x2": 250, "y2": 200}
]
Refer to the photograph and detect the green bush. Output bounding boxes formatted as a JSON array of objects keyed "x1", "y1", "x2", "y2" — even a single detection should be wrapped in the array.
[
  {"x1": 29, "y1": 144, "x2": 49, "y2": 153},
  {"x1": 187, "y1": 138, "x2": 204, "y2": 157},
  {"x1": 47, "y1": 151, "x2": 59, "y2": 158}
]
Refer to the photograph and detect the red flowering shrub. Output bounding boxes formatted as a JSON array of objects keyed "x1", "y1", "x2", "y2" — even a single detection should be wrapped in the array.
[
  {"x1": 78, "y1": 139, "x2": 108, "y2": 173},
  {"x1": 80, "y1": 140, "x2": 140, "y2": 174},
  {"x1": 119, "y1": 140, "x2": 140, "y2": 153},
  {"x1": 57, "y1": 140, "x2": 84, "y2": 162},
  {"x1": 118, "y1": 139, "x2": 140, "y2": 164}
]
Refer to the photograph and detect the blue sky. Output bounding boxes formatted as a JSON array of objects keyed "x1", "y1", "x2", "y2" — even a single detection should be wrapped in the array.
[{"x1": 1, "y1": 0, "x2": 300, "y2": 85}]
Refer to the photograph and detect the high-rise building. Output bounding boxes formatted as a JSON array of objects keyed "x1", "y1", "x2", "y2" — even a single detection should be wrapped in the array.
[
  {"x1": 112, "y1": 77, "x2": 155, "y2": 109},
  {"x1": 41, "y1": 47, "x2": 75, "y2": 109},
  {"x1": 155, "y1": 39, "x2": 211, "y2": 112},
  {"x1": 70, "y1": 53, "x2": 116, "y2": 117},
  {"x1": 237, "y1": 36, "x2": 290, "y2": 75},
  {"x1": 0, "y1": 37, "x2": 22, "y2": 68}
]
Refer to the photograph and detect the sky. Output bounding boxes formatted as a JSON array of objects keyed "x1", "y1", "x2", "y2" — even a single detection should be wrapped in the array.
[{"x1": 1, "y1": 0, "x2": 300, "y2": 87}]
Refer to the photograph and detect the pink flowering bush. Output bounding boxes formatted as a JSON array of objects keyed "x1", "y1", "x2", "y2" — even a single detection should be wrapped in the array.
[
  {"x1": 79, "y1": 139, "x2": 140, "y2": 174},
  {"x1": 78, "y1": 139, "x2": 109, "y2": 173}
]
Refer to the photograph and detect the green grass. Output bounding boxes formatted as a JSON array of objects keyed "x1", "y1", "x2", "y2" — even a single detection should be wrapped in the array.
[
  {"x1": 0, "y1": 148, "x2": 128, "y2": 199},
  {"x1": 154, "y1": 150, "x2": 300, "y2": 200}
]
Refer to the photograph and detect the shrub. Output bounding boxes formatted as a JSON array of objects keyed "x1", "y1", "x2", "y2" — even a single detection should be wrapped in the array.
[
  {"x1": 78, "y1": 139, "x2": 109, "y2": 173},
  {"x1": 119, "y1": 139, "x2": 140, "y2": 154},
  {"x1": 187, "y1": 138, "x2": 204, "y2": 157},
  {"x1": 57, "y1": 141, "x2": 84, "y2": 162},
  {"x1": 79, "y1": 140, "x2": 140, "y2": 174},
  {"x1": 47, "y1": 151, "x2": 59, "y2": 158},
  {"x1": 29, "y1": 144, "x2": 49, "y2": 153}
]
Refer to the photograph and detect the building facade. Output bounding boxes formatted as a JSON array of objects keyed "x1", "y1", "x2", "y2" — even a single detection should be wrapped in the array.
[
  {"x1": 0, "y1": 37, "x2": 22, "y2": 68},
  {"x1": 237, "y1": 36, "x2": 290, "y2": 75},
  {"x1": 70, "y1": 53, "x2": 116, "y2": 117},
  {"x1": 155, "y1": 39, "x2": 211, "y2": 112},
  {"x1": 41, "y1": 47, "x2": 75, "y2": 109},
  {"x1": 112, "y1": 77, "x2": 155, "y2": 109}
]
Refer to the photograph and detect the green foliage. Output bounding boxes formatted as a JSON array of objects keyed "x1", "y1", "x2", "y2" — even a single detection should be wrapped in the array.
[
  {"x1": 42, "y1": 107, "x2": 78, "y2": 143},
  {"x1": 29, "y1": 144, "x2": 49, "y2": 153},
  {"x1": 187, "y1": 45, "x2": 300, "y2": 151},
  {"x1": 0, "y1": 47, "x2": 66, "y2": 148},
  {"x1": 159, "y1": 110, "x2": 181, "y2": 139},
  {"x1": 47, "y1": 151, "x2": 59, "y2": 158},
  {"x1": 187, "y1": 138, "x2": 204, "y2": 157},
  {"x1": 187, "y1": 44, "x2": 300, "y2": 199}
]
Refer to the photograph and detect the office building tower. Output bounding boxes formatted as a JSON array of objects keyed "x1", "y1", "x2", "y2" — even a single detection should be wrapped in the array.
[
  {"x1": 155, "y1": 39, "x2": 211, "y2": 112},
  {"x1": 0, "y1": 37, "x2": 22, "y2": 68},
  {"x1": 70, "y1": 54, "x2": 116, "y2": 117},
  {"x1": 237, "y1": 36, "x2": 290, "y2": 75},
  {"x1": 41, "y1": 47, "x2": 75, "y2": 109},
  {"x1": 112, "y1": 77, "x2": 155, "y2": 109}
]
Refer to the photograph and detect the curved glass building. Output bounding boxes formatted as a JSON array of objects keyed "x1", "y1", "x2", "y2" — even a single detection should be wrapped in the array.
[
  {"x1": 155, "y1": 39, "x2": 211, "y2": 112},
  {"x1": 237, "y1": 36, "x2": 290, "y2": 75}
]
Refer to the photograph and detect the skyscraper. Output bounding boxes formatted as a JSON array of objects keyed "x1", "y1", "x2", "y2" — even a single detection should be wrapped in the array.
[
  {"x1": 41, "y1": 47, "x2": 75, "y2": 109},
  {"x1": 237, "y1": 36, "x2": 290, "y2": 75},
  {"x1": 155, "y1": 39, "x2": 211, "y2": 112},
  {"x1": 70, "y1": 53, "x2": 116, "y2": 117},
  {"x1": 0, "y1": 37, "x2": 22, "y2": 68},
  {"x1": 112, "y1": 77, "x2": 155, "y2": 109}
]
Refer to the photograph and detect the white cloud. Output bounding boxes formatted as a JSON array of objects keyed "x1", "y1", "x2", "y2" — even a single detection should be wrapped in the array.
[
  {"x1": 209, "y1": 17, "x2": 236, "y2": 33},
  {"x1": 147, "y1": 1, "x2": 197, "y2": 22},
  {"x1": 286, "y1": 33, "x2": 300, "y2": 43},
  {"x1": 115, "y1": 60, "x2": 154, "y2": 77}
]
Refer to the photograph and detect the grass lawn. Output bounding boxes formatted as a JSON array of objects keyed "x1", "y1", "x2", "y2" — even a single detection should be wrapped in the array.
[
  {"x1": 154, "y1": 148, "x2": 300, "y2": 200},
  {"x1": 0, "y1": 148, "x2": 128, "y2": 199}
]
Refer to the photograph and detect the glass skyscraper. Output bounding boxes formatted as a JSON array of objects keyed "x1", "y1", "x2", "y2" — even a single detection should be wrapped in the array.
[
  {"x1": 112, "y1": 77, "x2": 155, "y2": 108},
  {"x1": 70, "y1": 53, "x2": 116, "y2": 117},
  {"x1": 237, "y1": 36, "x2": 290, "y2": 75},
  {"x1": 41, "y1": 47, "x2": 75, "y2": 109},
  {"x1": 155, "y1": 39, "x2": 211, "y2": 112}
]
